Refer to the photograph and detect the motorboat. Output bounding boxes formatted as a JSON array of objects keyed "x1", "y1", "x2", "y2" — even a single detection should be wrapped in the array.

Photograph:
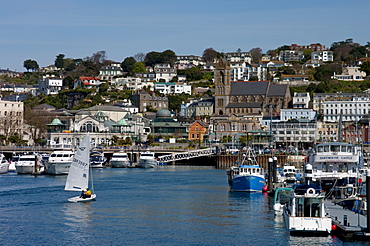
[
  {"x1": 8, "y1": 155, "x2": 19, "y2": 172},
  {"x1": 0, "y1": 154, "x2": 9, "y2": 174},
  {"x1": 307, "y1": 142, "x2": 360, "y2": 192},
  {"x1": 282, "y1": 183, "x2": 331, "y2": 235},
  {"x1": 45, "y1": 149, "x2": 74, "y2": 175},
  {"x1": 137, "y1": 151, "x2": 157, "y2": 168},
  {"x1": 226, "y1": 148, "x2": 265, "y2": 192},
  {"x1": 273, "y1": 187, "x2": 293, "y2": 214},
  {"x1": 283, "y1": 165, "x2": 297, "y2": 184},
  {"x1": 110, "y1": 152, "x2": 130, "y2": 168},
  {"x1": 15, "y1": 154, "x2": 43, "y2": 174},
  {"x1": 90, "y1": 151, "x2": 106, "y2": 168}
]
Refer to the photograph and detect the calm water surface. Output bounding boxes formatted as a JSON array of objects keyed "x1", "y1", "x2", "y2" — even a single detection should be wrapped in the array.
[{"x1": 0, "y1": 166, "x2": 367, "y2": 245}]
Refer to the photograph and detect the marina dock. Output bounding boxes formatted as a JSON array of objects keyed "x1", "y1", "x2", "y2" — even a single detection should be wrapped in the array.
[{"x1": 325, "y1": 200, "x2": 370, "y2": 240}]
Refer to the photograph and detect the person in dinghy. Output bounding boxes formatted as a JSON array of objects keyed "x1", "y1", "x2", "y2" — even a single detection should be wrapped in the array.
[{"x1": 80, "y1": 188, "x2": 92, "y2": 199}]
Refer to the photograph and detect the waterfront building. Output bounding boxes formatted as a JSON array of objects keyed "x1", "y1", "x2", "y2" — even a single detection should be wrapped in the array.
[
  {"x1": 47, "y1": 108, "x2": 147, "y2": 148},
  {"x1": 209, "y1": 114, "x2": 262, "y2": 143},
  {"x1": 188, "y1": 119, "x2": 208, "y2": 142},
  {"x1": 272, "y1": 119, "x2": 317, "y2": 149},
  {"x1": 0, "y1": 99, "x2": 24, "y2": 141},
  {"x1": 280, "y1": 109, "x2": 316, "y2": 121},
  {"x1": 149, "y1": 109, "x2": 187, "y2": 139}
]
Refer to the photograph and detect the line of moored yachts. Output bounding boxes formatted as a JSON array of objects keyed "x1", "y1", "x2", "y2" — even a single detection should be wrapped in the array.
[{"x1": 0, "y1": 149, "x2": 159, "y2": 175}]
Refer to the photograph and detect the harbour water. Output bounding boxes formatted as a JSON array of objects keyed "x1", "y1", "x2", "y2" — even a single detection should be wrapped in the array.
[{"x1": 0, "y1": 166, "x2": 366, "y2": 245}]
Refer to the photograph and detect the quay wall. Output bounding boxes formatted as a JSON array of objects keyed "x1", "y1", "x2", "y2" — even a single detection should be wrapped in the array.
[{"x1": 215, "y1": 154, "x2": 291, "y2": 169}]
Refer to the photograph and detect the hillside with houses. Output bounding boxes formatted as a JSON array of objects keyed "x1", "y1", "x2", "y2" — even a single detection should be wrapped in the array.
[{"x1": 0, "y1": 39, "x2": 370, "y2": 150}]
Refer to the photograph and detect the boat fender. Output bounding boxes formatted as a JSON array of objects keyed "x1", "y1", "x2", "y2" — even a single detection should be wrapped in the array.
[
  {"x1": 306, "y1": 188, "x2": 315, "y2": 196},
  {"x1": 331, "y1": 224, "x2": 337, "y2": 231}
]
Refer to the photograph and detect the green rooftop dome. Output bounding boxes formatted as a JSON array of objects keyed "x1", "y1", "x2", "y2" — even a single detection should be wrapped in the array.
[
  {"x1": 47, "y1": 118, "x2": 64, "y2": 126},
  {"x1": 156, "y1": 108, "x2": 171, "y2": 118}
]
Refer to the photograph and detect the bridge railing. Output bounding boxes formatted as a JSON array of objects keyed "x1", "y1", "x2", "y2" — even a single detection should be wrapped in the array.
[{"x1": 157, "y1": 147, "x2": 217, "y2": 164}]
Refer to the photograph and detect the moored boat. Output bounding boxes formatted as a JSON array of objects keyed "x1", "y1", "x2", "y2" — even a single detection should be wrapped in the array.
[
  {"x1": 307, "y1": 141, "x2": 359, "y2": 191},
  {"x1": 282, "y1": 182, "x2": 332, "y2": 235},
  {"x1": 283, "y1": 165, "x2": 297, "y2": 184},
  {"x1": 226, "y1": 148, "x2": 265, "y2": 192},
  {"x1": 15, "y1": 154, "x2": 43, "y2": 174},
  {"x1": 8, "y1": 155, "x2": 19, "y2": 172},
  {"x1": 273, "y1": 187, "x2": 293, "y2": 214},
  {"x1": 46, "y1": 149, "x2": 74, "y2": 175},
  {"x1": 110, "y1": 152, "x2": 130, "y2": 168},
  {"x1": 137, "y1": 151, "x2": 157, "y2": 168},
  {"x1": 90, "y1": 151, "x2": 106, "y2": 168},
  {"x1": 0, "y1": 154, "x2": 9, "y2": 174}
]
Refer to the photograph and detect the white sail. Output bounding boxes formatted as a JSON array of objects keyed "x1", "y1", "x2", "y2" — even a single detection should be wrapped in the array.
[{"x1": 64, "y1": 134, "x2": 91, "y2": 191}]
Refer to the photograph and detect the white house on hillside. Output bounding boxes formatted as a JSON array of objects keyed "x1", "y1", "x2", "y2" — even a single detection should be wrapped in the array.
[
  {"x1": 38, "y1": 75, "x2": 63, "y2": 95},
  {"x1": 154, "y1": 82, "x2": 191, "y2": 95},
  {"x1": 332, "y1": 66, "x2": 366, "y2": 81}
]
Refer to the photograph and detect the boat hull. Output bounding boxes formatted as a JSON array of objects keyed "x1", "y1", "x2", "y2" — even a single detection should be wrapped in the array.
[
  {"x1": 68, "y1": 194, "x2": 97, "y2": 203},
  {"x1": 46, "y1": 162, "x2": 71, "y2": 175},
  {"x1": 110, "y1": 160, "x2": 130, "y2": 168},
  {"x1": 137, "y1": 159, "x2": 157, "y2": 168},
  {"x1": 0, "y1": 163, "x2": 9, "y2": 174},
  {"x1": 90, "y1": 162, "x2": 105, "y2": 168},
  {"x1": 283, "y1": 208, "x2": 332, "y2": 235},
  {"x1": 15, "y1": 165, "x2": 34, "y2": 174},
  {"x1": 230, "y1": 175, "x2": 265, "y2": 192}
]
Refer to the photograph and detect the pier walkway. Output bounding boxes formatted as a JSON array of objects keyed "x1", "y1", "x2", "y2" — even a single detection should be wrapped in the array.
[{"x1": 325, "y1": 200, "x2": 369, "y2": 240}]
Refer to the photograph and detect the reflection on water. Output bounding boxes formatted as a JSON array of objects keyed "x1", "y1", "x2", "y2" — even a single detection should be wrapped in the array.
[{"x1": 63, "y1": 202, "x2": 92, "y2": 226}]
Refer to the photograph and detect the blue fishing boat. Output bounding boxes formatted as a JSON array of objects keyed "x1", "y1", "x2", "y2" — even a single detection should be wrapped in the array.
[{"x1": 227, "y1": 148, "x2": 265, "y2": 192}]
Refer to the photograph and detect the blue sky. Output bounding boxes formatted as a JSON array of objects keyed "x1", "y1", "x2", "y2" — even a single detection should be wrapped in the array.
[{"x1": 1, "y1": 0, "x2": 370, "y2": 72}]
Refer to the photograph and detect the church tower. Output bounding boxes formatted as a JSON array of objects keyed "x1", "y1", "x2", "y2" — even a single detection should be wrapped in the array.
[{"x1": 214, "y1": 58, "x2": 231, "y2": 115}]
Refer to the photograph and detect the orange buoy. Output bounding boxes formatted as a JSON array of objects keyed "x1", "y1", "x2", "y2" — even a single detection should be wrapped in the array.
[{"x1": 331, "y1": 224, "x2": 337, "y2": 231}]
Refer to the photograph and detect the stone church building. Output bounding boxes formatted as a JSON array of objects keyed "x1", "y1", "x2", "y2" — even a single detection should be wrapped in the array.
[
  {"x1": 210, "y1": 58, "x2": 291, "y2": 142},
  {"x1": 214, "y1": 58, "x2": 290, "y2": 116}
]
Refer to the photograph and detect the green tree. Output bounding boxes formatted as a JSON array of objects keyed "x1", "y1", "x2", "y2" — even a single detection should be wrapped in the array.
[
  {"x1": 202, "y1": 48, "x2": 218, "y2": 63},
  {"x1": 55, "y1": 54, "x2": 65, "y2": 68},
  {"x1": 314, "y1": 63, "x2": 342, "y2": 82},
  {"x1": 23, "y1": 59, "x2": 39, "y2": 71},
  {"x1": 64, "y1": 58, "x2": 76, "y2": 71},
  {"x1": 131, "y1": 62, "x2": 146, "y2": 74},
  {"x1": 360, "y1": 61, "x2": 370, "y2": 77},
  {"x1": 121, "y1": 57, "x2": 136, "y2": 74},
  {"x1": 63, "y1": 76, "x2": 74, "y2": 89},
  {"x1": 162, "y1": 49, "x2": 177, "y2": 65},
  {"x1": 249, "y1": 47, "x2": 263, "y2": 63},
  {"x1": 302, "y1": 49, "x2": 313, "y2": 62},
  {"x1": 144, "y1": 51, "x2": 162, "y2": 67}
]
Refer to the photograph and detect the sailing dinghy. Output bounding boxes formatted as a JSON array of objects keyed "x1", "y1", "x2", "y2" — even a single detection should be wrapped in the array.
[{"x1": 64, "y1": 134, "x2": 96, "y2": 202}]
